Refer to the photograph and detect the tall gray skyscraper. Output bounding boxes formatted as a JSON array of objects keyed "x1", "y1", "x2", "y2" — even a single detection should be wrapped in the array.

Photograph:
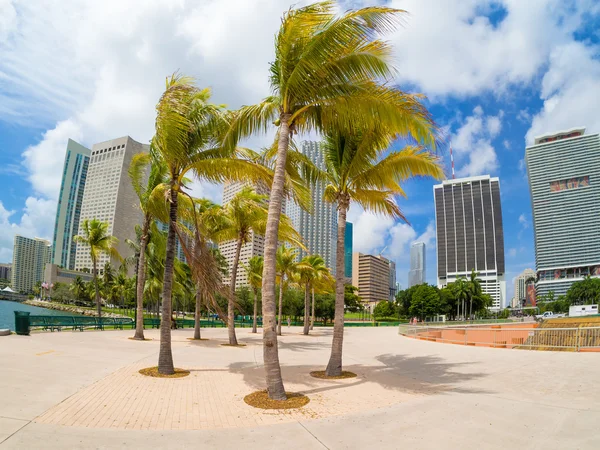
[
  {"x1": 286, "y1": 141, "x2": 337, "y2": 273},
  {"x1": 11, "y1": 236, "x2": 51, "y2": 293},
  {"x1": 526, "y1": 128, "x2": 600, "y2": 297},
  {"x1": 434, "y1": 175, "x2": 506, "y2": 310},
  {"x1": 74, "y1": 136, "x2": 148, "y2": 272},
  {"x1": 408, "y1": 242, "x2": 426, "y2": 287},
  {"x1": 52, "y1": 139, "x2": 90, "y2": 270}
]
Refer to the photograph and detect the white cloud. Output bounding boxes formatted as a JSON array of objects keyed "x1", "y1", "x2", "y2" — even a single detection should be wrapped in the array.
[
  {"x1": 508, "y1": 248, "x2": 517, "y2": 257},
  {"x1": 452, "y1": 106, "x2": 501, "y2": 177},
  {"x1": 519, "y1": 213, "x2": 529, "y2": 228},
  {"x1": 526, "y1": 42, "x2": 600, "y2": 143},
  {"x1": 503, "y1": 139, "x2": 511, "y2": 150}
]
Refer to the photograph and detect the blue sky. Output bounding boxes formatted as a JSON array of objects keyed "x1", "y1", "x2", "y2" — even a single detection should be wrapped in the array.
[{"x1": 1, "y1": 0, "x2": 599, "y2": 302}]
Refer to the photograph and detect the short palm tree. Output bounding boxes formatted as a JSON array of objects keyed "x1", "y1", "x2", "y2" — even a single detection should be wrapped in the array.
[
  {"x1": 245, "y1": 256, "x2": 264, "y2": 334},
  {"x1": 310, "y1": 268, "x2": 335, "y2": 330},
  {"x1": 297, "y1": 255, "x2": 328, "y2": 335},
  {"x1": 74, "y1": 219, "x2": 120, "y2": 317},
  {"x1": 454, "y1": 277, "x2": 469, "y2": 320},
  {"x1": 69, "y1": 276, "x2": 86, "y2": 303},
  {"x1": 315, "y1": 129, "x2": 443, "y2": 376},
  {"x1": 228, "y1": 1, "x2": 437, "y2": 399},
  {"x1": 275, "y1": 246, "x2": 299, "y2": 336},
  {"x1": 467, "y1": 270, "x2": 483, "y2": 319},
  {"x1": 129, "y1": 149, "x2": 168, "y2": 340},
  {"x1": 151, "y1": 74, "x2": 269, "y2": 375}
]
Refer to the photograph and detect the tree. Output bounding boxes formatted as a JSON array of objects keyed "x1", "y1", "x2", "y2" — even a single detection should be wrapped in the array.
[
  {"x1": 245, "y1": 256, "x2": 263, "y2": 334},
  {"x1": 467, "y1": 270, "x2": 482, "y2": 319},
  {"x1": 69, "y1": 276, "x2": 86, "y2": 303},
  {"x1": 566, "y1": 276, "x2": 600, "y2": 305},
  {"x1": 129, "y1": 149, "x2": 168, "y2": 340},
  {"x1": 151, "y1": 74, "x2": 268, "y2": 375},
  {"x1": 74, "y1": 219, "x2": 120, "y2": 317},
  {"x1": 275, "y1": 246, "x2": 299, "y2": 336},
  {"x1": 344, "y1": 285, "x2": 362, "y2": 313},
  {"x1": 297, "y1": 255, "x2": 329, "y2": 335},
  {"x1": 453, "y1": 278, "x2": 469, "y2": 320},
  {"x1": 373, "y1": 301, "x2": 395, "y2": 320},
  {"x1": 228, "y1": 2, "x2": 438, "y2": 399},
  {"x1": 409, "y1": 285, "x2": 441, "y2": 320}
]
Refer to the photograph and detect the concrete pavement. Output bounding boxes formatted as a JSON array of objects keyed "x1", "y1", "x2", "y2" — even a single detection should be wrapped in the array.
[{"x1": 0, "y1": 326, "x2": 598, "y2": 449}]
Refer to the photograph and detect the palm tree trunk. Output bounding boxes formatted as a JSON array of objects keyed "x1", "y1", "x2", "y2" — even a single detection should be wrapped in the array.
[
  {"x1": 93, "y1": 258, "x2": 101, "y2": 318},
  {"x1": 303, "y1": 284, "x2": 310, "y2": 335},
  {"x1": 310, "y1": 286, "x2": 315, "y2": 330},
  {"x1": 133, "y1": 216, "x2": 150, "y2": 340},
  {"x1": 469, "y1": 298, "x2": 473, "y2": 320},
  {"x1": 252, "y1": 287, "x2": 258, "y2": 334},
  {"x1": 326, "y1": 204, "x2": 347, "y2": 376},
  {"x1": 158, "y1": 188, "x2": 178, "y2": 375},
  {"x1": 277, "y1": 279, "x2": 284, "y2": 336},
  {"x1": 194, "y1": 284, "x2": 202, "y2": 340},
  {"x1": 260, "y1": 114, "x2": 291, "y2": 400},
  {"x1": 228, "y1": 237, "x2": 242, "y2": 345}
]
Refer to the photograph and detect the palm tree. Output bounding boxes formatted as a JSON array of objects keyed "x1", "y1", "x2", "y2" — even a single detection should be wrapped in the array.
[
  {"x1": 228, "y1": 2, "x2": 436, "y2": 399},
  {"x1": 467, "y1": 269, "x2": 483, "y2": 319},
  {"x1": 313, "y1": 129, "x2": 443, "y2": 376},
  {"x1": 112, "y1": 268, "x2": 130, "y2": 314},
  {"x1": 311, "y1": 269, "x2": 335, "y2": 330},
  {"x1": 74, "y1": 219, "x2": 120, "y2": 317},
  {"x1": 129, "y1": 150, "x2": 169, "y2": 340},
  {"x1": 297, "y1": 255, "x2": 329, "y2": 335},
  {"x1": 275, "y1": 246, "x2": 299, "y2": 336},
  {"x1": 245, "y1": 256, "x2": 264, "y2": 333},
  {"x1": 151, "y1": 74, "x2": 269, "y2": 375},
  {"x1": 454, "y1": 278, "x2": 469, "y2": 320},
  {"x1": 69, "y1": 276, "x2": 86, "y2": 303}
]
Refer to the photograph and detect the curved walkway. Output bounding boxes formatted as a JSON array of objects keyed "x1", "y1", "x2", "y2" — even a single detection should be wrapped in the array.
[{"x1": 0, "y1": 327, "x2": 598, "y2": 449}]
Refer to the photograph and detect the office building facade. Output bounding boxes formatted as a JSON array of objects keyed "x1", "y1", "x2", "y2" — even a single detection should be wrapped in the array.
[
  {"x1": 74, "y1": 136, "x2": 148, "y2": 273},
  {"x1": 526, "y1": 128, "x2": 600, "y2": 297},
  {"x1": 286, "y1": 141, "x2": 337, "y2": 274},
  {"x1": 352, "y1": 252, "x2": 394, "y2": 307},
  {"x1": 434, "y1": 175, "x2": 506, "y2": 310},
  {"x1": 0, "y1": 263, "x2": 11, "y2": 281},
  {"x1": 408, "y1": 242, "x2": 426, "y2": 287},
  {"x1": 388, "y1": 259, "x2": 397, "y2": 300},
  {"x1": 11, "y1": 236, "x2": 51, "y2": 293},
  {"x1": 344, "y1": 222, "x2": 353, "y2": 279},
  {"x1": 52, "y1": 139, "x2": 90, "y2": 270}
]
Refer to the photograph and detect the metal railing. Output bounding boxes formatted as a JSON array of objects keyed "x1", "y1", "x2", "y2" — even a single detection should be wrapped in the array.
[{"x1": 398, "y1": 324, "x2": 600, "y2": 351}]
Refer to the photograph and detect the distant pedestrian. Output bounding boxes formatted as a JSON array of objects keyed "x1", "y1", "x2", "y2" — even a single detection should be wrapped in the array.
[{"x1": 287, "y1": 317, "x2": 291, "y2": 328}]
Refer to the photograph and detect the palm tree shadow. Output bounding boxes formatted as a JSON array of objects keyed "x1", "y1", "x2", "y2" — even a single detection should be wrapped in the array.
[{"x1": 229, "y1": 353, "x2": 491, "y2": 397}]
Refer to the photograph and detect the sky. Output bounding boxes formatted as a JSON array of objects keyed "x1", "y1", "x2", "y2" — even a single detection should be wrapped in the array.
[{"x1": 1, "y1": 0, "x2": 599, "y2": 301}]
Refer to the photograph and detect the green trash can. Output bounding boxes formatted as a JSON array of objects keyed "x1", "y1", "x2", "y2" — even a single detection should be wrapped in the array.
[{"x1": 14, "y1": 311, "x2": 31, "y2": 336}]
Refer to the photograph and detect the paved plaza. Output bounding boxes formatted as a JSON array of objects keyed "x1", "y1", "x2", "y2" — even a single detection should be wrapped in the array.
[{"x1": 1, "y1": 326, "x2": 599, "y2": 449}]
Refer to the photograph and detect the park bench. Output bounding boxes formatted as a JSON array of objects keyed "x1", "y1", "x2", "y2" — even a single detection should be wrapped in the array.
[
  {"x1": 72, "y1": 316, "x2": 102, "y2": 331},
  {"x1": 113, "y1": 317, "x2": 134, "y2": 329}
]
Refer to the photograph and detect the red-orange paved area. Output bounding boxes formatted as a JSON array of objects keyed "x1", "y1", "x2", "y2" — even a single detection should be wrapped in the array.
[{"x1": 413, "y1": 323, "x2": 537, "y2": 348}]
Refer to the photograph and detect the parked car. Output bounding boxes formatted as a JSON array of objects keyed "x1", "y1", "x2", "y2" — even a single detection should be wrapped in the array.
[{"x1": 535, "y1": 311, "x2": 566, "y2": 320}]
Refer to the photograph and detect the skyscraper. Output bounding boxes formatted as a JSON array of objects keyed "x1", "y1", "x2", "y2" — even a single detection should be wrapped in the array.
[
  {"x1": 352, "y1": 252, "x2": 394, "y2": 307},
  {"x1": 52, "y1": 139, "x2": 90, "y2": 270},
  {"x1": 74, "y1": 136, "x2": 148, "y2": 272},
  {"x1": 286, "y1": 141, "x2": 337, "y2": 273},
  {"x1": 11, "y1": 236, "x2": 51, "y2": 293},
  {"x1": 408, "y1": 242, "x2": 426, "y2": 287},
  {"x1": 513, "y1": 268, "x2": 536, "y2": 307},
  {"x1": 344, "y1": 222, "x2": 353, "y2": 279},
  {"x1": 388, "y1": 259, "x2": 397, "y2": 300},
  {"x1": 434, "y1": 175, "x2": 506, "y2": 310},
  {"x1": 525, "y1": 128, "x2": 600, "y2": 297}
]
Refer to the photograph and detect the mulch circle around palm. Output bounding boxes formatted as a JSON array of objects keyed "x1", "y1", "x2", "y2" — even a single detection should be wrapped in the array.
[
  {"x1": 309, "y1": 370, "x2": 357, "y2": 379},
  {"x1": 220, "y1": 343, "x2": 247, "y2": 347},
  {"x1": 128, "y1": 337, "x2": 153, "y2": 341},
  {"x1": 244, "y1": 390, "x2": 310, "y2": 410},
  {"x1": 139, "y1": 367, "x2": 190, "y2": 378}
]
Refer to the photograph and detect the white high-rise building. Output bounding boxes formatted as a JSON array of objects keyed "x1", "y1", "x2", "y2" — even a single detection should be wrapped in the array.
[
  {"x1": 286, "y1": 141, "x2": 337, "y2": 273},
  {"x1": 434, "y1": 175, "x2": 507, "y2": 310},
  {"x1": 408, "y1": 242, "x2": 426, "y2": 287},
  {"x1": 526, "y1": 128, "x2": 600, "y2": 297},
  {"x1": 11, "y1": 236, "x2": 51, "y2": 293},
  {"x1": 74, "y1": 136, "x2": 148, "y2": 273}
]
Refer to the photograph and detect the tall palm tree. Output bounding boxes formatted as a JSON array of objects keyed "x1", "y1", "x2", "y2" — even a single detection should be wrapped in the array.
[
  {"x1": 454, "y1": 277, "x2": 469, "y2": 320},
  {"x1": 314, "y1": 130, "x2": 443, "y2": 376},
  {"x1": 74, "y1": 219, "x2": 120, "y2": 317},
  {"x1": 214, "y1": 187, "x2": 303, "y2": 345},
  {"x1": 151, "y1": 74, "x2": 269, "y2": 375},
  {"x1": 467, "y1": 269, "x2": 483, "y2": 319},
  {"x1": 275, "y1": 246, "x2": 299, "y2": 336},
  {"x1": 297, "y1": 255, "x2": 328, "y2": 335},
  {"x1": 228, "y1": 2, "x2": 436, "y2": 399},
  {"x1": 245, "y1": 256, "x2": 264, "y2": 334},
  {"x1": 129, "y1": 150, "x2": 168, "y2": 340}
]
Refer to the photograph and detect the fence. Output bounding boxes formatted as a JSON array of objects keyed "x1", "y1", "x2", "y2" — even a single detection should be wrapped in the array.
[{"x1": 398, "y1": 323, "x2": 600, "y2": 351}]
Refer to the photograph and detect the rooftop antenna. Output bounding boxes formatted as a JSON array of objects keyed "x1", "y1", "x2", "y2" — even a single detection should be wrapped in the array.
[{"x1": 450, "y1": 144, "x2": 455, "y2": 179}]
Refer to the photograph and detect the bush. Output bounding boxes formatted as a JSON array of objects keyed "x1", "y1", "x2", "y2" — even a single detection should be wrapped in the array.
[{"x1": 373, "y1": 300, "x2": 396, "y2": 319}]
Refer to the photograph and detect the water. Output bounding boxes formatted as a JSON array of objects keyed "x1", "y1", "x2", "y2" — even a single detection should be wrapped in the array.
[{"x1": 0, "y1": 300, "x2": 79, "y2": 331}]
